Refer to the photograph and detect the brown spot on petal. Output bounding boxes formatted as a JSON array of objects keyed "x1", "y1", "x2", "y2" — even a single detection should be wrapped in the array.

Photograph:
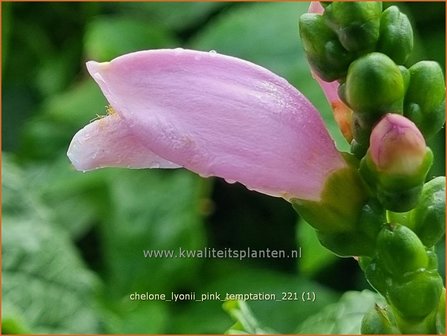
[{"x1": 331, "y1": 100, "x2": 353, "y2": 142}]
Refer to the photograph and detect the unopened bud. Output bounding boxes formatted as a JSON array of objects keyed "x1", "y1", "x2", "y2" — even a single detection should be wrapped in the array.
[
  {"x1": 404, "y1": 61, "x2": 446, "y2": 139},
  {"x1": 377, "y1": 6, "x2": 413, "y2": 65},
  {"x1": 324, "y1": 2, "x2": 382, "y2": 52},
  {"x1": 360, "y1": 114, "x2": 433, "y2": 211},
  {"x1": 388, "y1": 270, "x2": 443, "y2": 319},
  {"x1": 377, "y1": 224, "x2": 428, "y2": 276},
  {"x1": 346, "y1": 53, "x2": 404, "y2": 115},
  {"x1": 299, "y1": 13, "x2": 353, "y2": 81},
  {"x1": 370, "y1": 114, "x2": 427, "y2": 175},
  {"x1": 410, "y1": 177, "x2": 446, "y2": 247}
]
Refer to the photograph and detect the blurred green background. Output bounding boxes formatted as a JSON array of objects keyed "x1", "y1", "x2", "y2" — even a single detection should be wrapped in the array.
[{"x1": 2, "y1": 2, "x2": 445, "y2": 334}]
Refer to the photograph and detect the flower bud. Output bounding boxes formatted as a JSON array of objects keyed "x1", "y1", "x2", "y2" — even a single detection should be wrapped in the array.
[
  {"x1": 346, "y1": 53, "x2": 404, "y2": 115},
  {"x1": 324, "y1": 2, "x2": 382, "y2": 52},
  {"x1": 388, "y1": 270, "x2": 443, "y2": 319},
  {"x1": 361, "y1": 304, "x2": 400, "y2": 334},
  {"x1": 377, "y1": 6, "x2": 413, "y2": 65},
  {"x1": 410, "y1": 177, "x2": 446, "y2": 247},
  {"x1": 377, "y1": 224, "x2": 428, "y2": 276},
  {"x1": 404, "y1": 61, "x2": 446, "y2": 139},
  {"x1": 360, "y1": 114, "x2": 433, "y2": 212},
  {"x1": 299, "y1": 13, "x2": 353, "y2": 81}
]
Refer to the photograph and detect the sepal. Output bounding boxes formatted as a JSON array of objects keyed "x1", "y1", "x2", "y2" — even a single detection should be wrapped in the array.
[
  {"x1": 360, "y1": 147, "x2": 433, "y2": 212},
  {"x1": 292, "y1": 158, "x2": 367, "y2": 233}
]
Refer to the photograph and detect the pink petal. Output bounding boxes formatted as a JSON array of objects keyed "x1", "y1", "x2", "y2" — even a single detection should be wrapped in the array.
[
  {"x1": 67, "y1": 112, "x2": 179, "y2": 171},
  {"x1": 73, "y1": 49, "x2": 346, "y2": 201}
]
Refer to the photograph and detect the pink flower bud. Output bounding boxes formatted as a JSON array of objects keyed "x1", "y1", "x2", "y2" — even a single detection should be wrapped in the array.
[{"x1": 370, "y1": 114, "x2": 427, "y2": 175}]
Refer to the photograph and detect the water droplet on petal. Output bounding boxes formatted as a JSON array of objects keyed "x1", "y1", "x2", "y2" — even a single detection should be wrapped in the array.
[
  {"x1": 224, "y1": 178, "x2": 237, "y2": 184},
  {"x1": 209, "y1": 50, "x2": 217, "y2": 56}
]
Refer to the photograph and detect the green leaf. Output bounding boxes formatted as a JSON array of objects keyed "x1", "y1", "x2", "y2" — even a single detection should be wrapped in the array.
[
  {"x1": 223, "y1": 300, "x2": 275, "y2": 334},
  {"x1": 99, "y1": 300, "x2": 169, "y2": 334},
  {"x1": 296, "y1": 290, "x2": 383, "y2": 334},
  {"x1": 191, "y1": 2, "x2": 348, "y2": 151},
  {"x1": 84, "y1": 16, "x2": 178, "y2": 61},
  {"x1": 23, "y1": 157, "x2": 109, "y2": 239},
  {"x1": 1, "y1": 2, "x2": 12, "y2": 69},
  {"x1": 43, "y1": 80, "x2": 106, "y2": 127},
  {"x1": 100, "y1": 169, "x2": 208, "y2": 297},
  {"x1": 116, "y1": 2, "x2": 226, "y2": 31},
  {"x1": 2, "y1": 156, "x2": 101, "y2": 333},
  {"x1": 297, "y1": 218, "x2": 337, "y2": 277},
  {"x1": 21, "y1": 80, "x2": 105, "y2": 160},
  {"x1": 170, "y1": 263, "x2": 339, "y2": 334}
]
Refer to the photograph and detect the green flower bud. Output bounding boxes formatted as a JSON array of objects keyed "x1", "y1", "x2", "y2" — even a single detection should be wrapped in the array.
[
  {"x1": 324, "y1": 2, "x2": 382, "y2": 52},
  {"x1": 299, "y1": 13, "x2": 354, "y2": 81},
  {"x1": 377, "y1": 6, "x2": 413, "y2": 65},
  {"x1": 410, "y1": 177, "x2": 446, "y2": 247},
  {"x1": 377, "y1": 224, "x2": 428, "y2": 276},
  {"x1": 404, "y1": 61, "x2": 446, "y2": 139},
  {"x1": 388, "y1": 270, "x2": 443, "y2": 319},
  {"x1": 361, "y1": 304, "x2": 400, "y2": 334},
  {"x1": 360, "y1": 114, "x2": 433, "y2": 212},
  {"x1": 346, "y1": 53, "x2": 404, "y2": 115}
]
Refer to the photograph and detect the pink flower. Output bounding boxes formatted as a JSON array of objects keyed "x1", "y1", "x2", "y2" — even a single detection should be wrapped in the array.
[
  {"x1": 370, "y1": 114, "x2": 428, "y2": 175},
  {"x1": 67, "y1": 49, "x2": 346, "y2": 202}
]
